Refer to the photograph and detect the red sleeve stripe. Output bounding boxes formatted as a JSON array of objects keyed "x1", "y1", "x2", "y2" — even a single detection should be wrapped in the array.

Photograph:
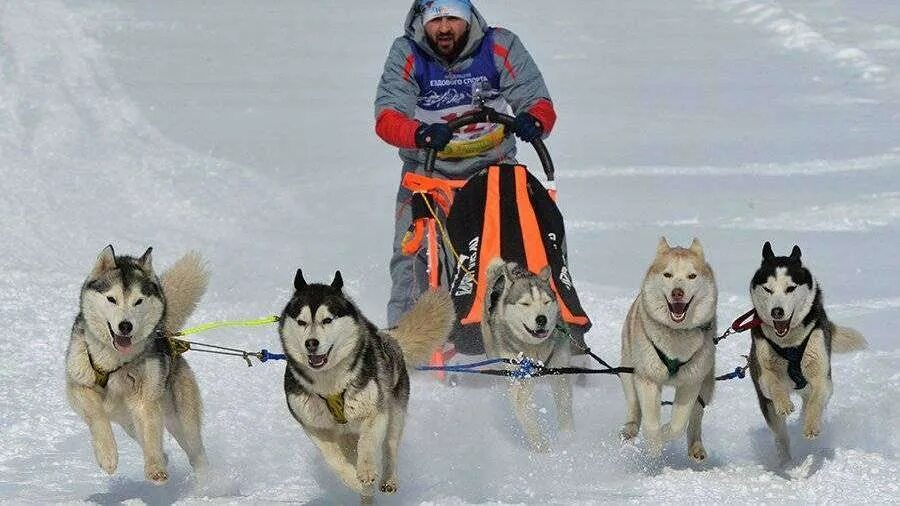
[
  {"x1": 528, "y1": 99, "x2": 556, "y2": 135},
  {"x1": 492, "y1": 43, "x2": 517, "y2": 79},
  {"x1": 402, "y1": 54, "x2": 415, "y2": 82},
  {"x1": 376, "y1": 108, "x2": 419, "y2": 149}
]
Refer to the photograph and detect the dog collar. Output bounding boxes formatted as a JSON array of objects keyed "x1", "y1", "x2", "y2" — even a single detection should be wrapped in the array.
[{"x1": 318, "y1": 391, "x2": 348, "y2": 424}]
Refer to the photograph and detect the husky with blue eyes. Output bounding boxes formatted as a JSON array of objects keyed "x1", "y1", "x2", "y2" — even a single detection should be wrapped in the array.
[
  {"x1": 279, "y1": 269, "x2": 454, "y2": 503},
  {"x1": 65, "y1": 245, "x2": 209, "y2": 484},
  {"x1": 748, "y1": 242, "x2": 866, "y2": 462}
]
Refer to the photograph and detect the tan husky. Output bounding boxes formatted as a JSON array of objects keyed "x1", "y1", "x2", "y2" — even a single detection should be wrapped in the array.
[
  {"x1": 620, "y1": 238, "x2": 717, "y2": 461},
  {"x1": 65, "y1": 245, "x2": 209, "y2": 483}
]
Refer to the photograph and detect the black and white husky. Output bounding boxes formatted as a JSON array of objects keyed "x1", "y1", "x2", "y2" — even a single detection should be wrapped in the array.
[
  {"x1": 481, "y1": 258, "x2": 573, "y2": 453},
  {"x1": 279, "y1": 270, "x2": 454, "y2": 503},
  {"x1": 748, "y1": 242, "x2": 867, "y2": 462},
  {"x1": 65, "y1": 245, "x2": 209, "y2": 484}
]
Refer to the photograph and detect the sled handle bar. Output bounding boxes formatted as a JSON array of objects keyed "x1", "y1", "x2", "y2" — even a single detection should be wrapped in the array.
[{"x1": 423, "y1": 107, "x2": 555, "y2": 182}]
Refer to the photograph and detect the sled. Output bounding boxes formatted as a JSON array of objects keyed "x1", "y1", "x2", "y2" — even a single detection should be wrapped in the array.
[{"x1": 401, "y1": 101, "x2": 591, "y2": 376}]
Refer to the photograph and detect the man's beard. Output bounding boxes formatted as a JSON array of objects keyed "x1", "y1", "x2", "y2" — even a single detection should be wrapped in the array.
[{"x1": 428, "y1": 29, "x2": 469, "y2": 62}]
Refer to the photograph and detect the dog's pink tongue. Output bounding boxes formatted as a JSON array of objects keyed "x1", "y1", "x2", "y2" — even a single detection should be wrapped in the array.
[{"x1": 113, "y1": 335, "x2": 133, "y2": 353}]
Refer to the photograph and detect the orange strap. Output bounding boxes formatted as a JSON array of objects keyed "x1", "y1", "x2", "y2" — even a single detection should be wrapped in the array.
[
  {"x1": 461, "y1": 167, "x2": 501, "y2": 324},
  {"x1": 513, "y1": 166, "x2": 588, "y2": 326}
]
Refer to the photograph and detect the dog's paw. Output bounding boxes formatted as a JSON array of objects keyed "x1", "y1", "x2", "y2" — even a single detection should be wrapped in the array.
[
  {"x1": 803, "y1": 419, "x2": 822, "y2": 440},
  {"x1": 620, "y1": 422, "x2": 639, "y2": 441},
  {"x1": 689, "y1": 441, "x2": 707, "y2": 462},
  {"x1": 774, "y1": 397, "x2": 795, "y2": 417},
  {"x1": 93, "y1": 441, "x2": 118, "y2": 475},
  {"x1": 145, "y1": 466, "x2": 169, "y2": 485},
  {"x1": 380, "y1": 477, "x2": 399, "y2": 494},
  {"x1": 356, "y1": 467, "x2": 378, "y2": 489}
]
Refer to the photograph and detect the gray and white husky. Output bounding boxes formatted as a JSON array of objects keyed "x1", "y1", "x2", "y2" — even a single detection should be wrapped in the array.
[
  {"x1": 65, "y1": 245, "x2": 209, "y2": 484},
  {"x1": 748, "y1": 242, "x2": 867, "y2": 462},
  {"x1": 620, "y1": 238, "x2": 717, "y2": 461},
  {"x1": 279, "y1": 270, "x2": 454, "y2": 503},
  {"x1": 481, "y1": 258, "x2": 572, "y2": 453}
]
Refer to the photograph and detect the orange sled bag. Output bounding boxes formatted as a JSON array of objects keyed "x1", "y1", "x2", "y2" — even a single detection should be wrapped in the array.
[{"x1": 446, "y1": 163, "x2": 592, "y2": 354}]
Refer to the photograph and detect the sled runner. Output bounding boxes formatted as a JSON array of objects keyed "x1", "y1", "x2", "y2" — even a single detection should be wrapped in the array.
[{"x1": 401, "y1": 98, "x2": 591, "y2": 372}]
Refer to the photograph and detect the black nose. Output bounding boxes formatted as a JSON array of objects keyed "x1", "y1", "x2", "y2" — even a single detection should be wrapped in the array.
[
  {"x1": 535, "y1": 315, "x2": 547, "y2": 328},
  {"x1": 671, "y1": 287, "x2": 685, "y2": 300},
  {"x1": 305, "y1": 339, "x2": 319, "y2": 352},
  {"x1": 118, "y1": 320, "x2": 133, "y2": 335},
  {"x1": 771, "y1": 307, "x2": 785, "y2": 320}
]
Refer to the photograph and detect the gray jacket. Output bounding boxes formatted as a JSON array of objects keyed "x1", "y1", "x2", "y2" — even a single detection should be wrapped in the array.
[{"x1": 374, "y1": 1, "x2": 553, "y2": 178}]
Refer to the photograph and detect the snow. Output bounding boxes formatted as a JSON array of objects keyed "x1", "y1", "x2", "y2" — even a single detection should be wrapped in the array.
[{"x1": 1, "y1": 0, "x2": 898, "y2": 503}]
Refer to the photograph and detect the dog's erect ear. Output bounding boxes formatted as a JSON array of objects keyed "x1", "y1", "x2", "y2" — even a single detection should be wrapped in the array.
[
  {"x1": 762, "y1": 241, "x2": 775, "y2": 262},
  {"x1": 91, "y1": 245, "x2": 117, "y2": 278},
  {"x1": 537, "y1": 265, "x2": 552, "y2": 282},
  {"x1": 790, "y1": 245, "x2": 802, "y2": 262},
  {"x1": 689, "y1": 238, "x2": 705, "y2": 260},
  {"x1": 138, "y1": 247, "x2": 153, "y2": 270},
  {"x1": 294, "y1": 269, "x2": 307, "y2": 291},
  {"x1": 656, "y1": 237, "x2": 671, "y2": 256},
  {"x1": 331, "y1": 270, "x2": 343, "y2": 290}
]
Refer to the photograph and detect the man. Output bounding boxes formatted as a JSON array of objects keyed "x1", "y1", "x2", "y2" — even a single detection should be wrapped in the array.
[{"x1": 375, "y1": 0, "x2": 557, "y2": 327}]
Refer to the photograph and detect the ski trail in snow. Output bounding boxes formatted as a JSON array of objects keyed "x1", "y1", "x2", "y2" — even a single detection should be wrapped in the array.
[
  {"x1": 560, "y1": 151, "x2": 900, "y2": 177},
  {"x1": 695, "y1": 0, "x2": 891, "y2": 84},
  {"x1": 723, "y1": 192, "x2": 900, "y2": 231},
  {"x1": 569, "y1": 192, "x2": 900, "y2": 232}
]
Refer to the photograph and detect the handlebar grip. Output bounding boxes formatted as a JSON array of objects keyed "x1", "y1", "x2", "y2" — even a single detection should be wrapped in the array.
[{"x1": 423, "y1": 107, "x2": 554, "y2": 182}]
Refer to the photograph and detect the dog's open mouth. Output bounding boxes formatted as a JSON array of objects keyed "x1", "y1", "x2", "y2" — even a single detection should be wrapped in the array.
[
  {"x1": 307, "y1": 346, "x2": 333, "y2": 369},
  {"x1": 524, "y1": 324, "x2": 550, "y2": 339},
  {"x1": 107, "y1": 322, "x2": 133, "y2": 354},
  {"x1": 666, "y1": 297, "x2": 693, "y2": 323},
  {"x1": 773, "y1": 318, "x2": 791, "y2": 337}
]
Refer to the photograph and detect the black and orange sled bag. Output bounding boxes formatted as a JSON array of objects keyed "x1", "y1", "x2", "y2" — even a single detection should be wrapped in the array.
[{"x1": 446, "y1": 163, "x2": 592, "y2": 354}]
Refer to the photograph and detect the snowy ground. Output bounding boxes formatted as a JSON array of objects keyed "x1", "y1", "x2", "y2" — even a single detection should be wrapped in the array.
[{"x1": 1, "y1": 0, "x2": 899, "y2": 503}]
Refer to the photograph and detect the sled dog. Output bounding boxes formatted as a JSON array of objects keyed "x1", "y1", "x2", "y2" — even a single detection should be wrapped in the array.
[
  {"x1": 279, "y1": 270, "x2": 454, "y2": 502},
  {"x1": 65, "y1": 245, "x2": 209, "y2": 483},
  {"x1": 481, "y1": 258, "x2": 573, "y2": 452},
  {"x1": 748, "y1": 242, "x2": 867, "y2": 462},
  {"x1": 620, "y1": 238, "x2": 717, "y2": 461}
]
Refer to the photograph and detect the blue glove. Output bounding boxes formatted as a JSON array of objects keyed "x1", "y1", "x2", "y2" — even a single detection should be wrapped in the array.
[
  {"x1": 512, "y1": 112, "x2": 543, "y2": 142},
  {"x1": 415, "y1": 123, "x2": 453, "y2": 150}
]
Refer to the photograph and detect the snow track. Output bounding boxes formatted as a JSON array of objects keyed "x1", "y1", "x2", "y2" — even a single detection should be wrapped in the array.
[{"x1": 1, "y1": 0, "x2": 898, "y2": 503}]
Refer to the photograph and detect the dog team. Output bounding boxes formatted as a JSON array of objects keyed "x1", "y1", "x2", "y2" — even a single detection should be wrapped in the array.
[{"x1": 64, "y1": 238, "x2": 867, "y2": 502}]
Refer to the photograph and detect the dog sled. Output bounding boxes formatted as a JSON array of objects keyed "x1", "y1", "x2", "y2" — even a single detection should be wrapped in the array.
[{"x1": 399, "y1": 96, "x2": 592, "y2": 372}]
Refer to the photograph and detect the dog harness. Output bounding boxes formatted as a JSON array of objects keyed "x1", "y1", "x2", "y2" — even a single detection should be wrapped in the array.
[
  {"x1": 318, "y1": 391, "x2": 348, "y2": 424},
  {"x1": 761, "y1": 329, "x2": 812, "y2": 390},
  {"x1": 87, "y1": 351, "x2": 120, "y2": 388},
  {"x1": 86, "y1": 337, "x2": 182, "y2": 389},
  {"x1": 651, "y1": 343, "x2": 687, "y2": 377}
]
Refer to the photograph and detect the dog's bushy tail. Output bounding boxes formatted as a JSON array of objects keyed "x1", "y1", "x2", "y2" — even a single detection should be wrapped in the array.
[
  {"x1": 389, "y1": 289, "x2": 455, "y2": 367},
  {"x1": 161, "y1": 251, "x2": 209, "y2": 332},
  {"x1": 830, "y1": 323, "x2": 867, "y2": 353}
]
